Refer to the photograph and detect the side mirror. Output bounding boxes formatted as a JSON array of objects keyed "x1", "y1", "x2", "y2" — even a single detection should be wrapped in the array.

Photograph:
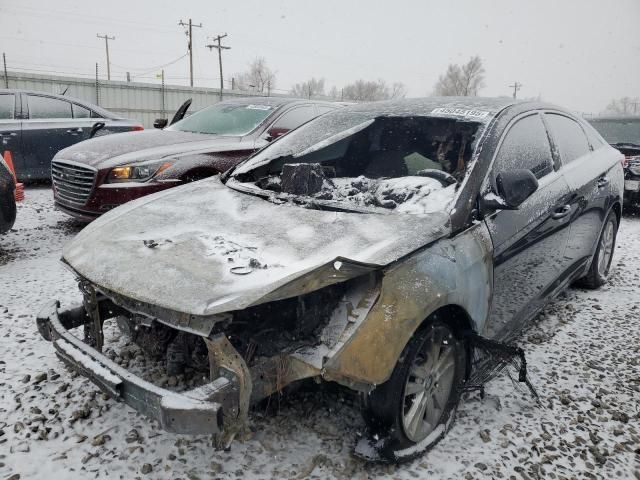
[
  {"x1": 89, "y1": 122, "x2": 106, "y2": 139},
  {"x1": 153, "y1": 118, "x2": 168, "y2": 129},
  {"x1": 481, "y1": 169, "x2": 539, "y2": 211},
  {"x1": 266, "y1": 127, "x2": 289, "y2": 141}
]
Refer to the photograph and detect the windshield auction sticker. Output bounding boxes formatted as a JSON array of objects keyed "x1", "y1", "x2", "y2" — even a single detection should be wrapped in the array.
[
  {"x1": 246, "y1": 104, "x2": 273, "y2": 110},
  {"x1": 430, "y1": 107, "x2": 489, "y2": 119}
]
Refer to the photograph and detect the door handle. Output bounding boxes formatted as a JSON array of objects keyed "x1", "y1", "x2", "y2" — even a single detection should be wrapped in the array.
[
  {"x1": 597, "y1": 177, "x2": 609, "y2": 189},
  {"x1": 65, "y1": 128, "x2": 83, "y2": 135},
  {"x1": 551, "y1": 204, "x2": 571, "y2": 219}
]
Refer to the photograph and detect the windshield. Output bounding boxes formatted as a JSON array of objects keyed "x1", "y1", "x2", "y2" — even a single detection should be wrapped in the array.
[
  {"x1": 167, "y1": 102, "x2": 275, "y2": 136},
  {"x1": 231, "y1": 110, "x2": 482, "y2": 214},
  {"x1": 589, "y1": 119, "x2": 640, "y2": 145}
]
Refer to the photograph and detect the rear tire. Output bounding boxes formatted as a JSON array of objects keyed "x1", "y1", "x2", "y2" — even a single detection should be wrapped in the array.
[
  {"x1": 363, "y1": 320, "x2": 466, "y2": 460},
  {"x1": 577, "y1": 209, "x2": 618, "y2": 289}
]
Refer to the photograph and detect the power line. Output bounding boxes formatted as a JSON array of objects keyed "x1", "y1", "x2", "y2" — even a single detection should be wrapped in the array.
[
  {"x1": 111, "y1": 53, "x2": 188, "y2": 77},
  {"x1": 178, "y1": 18, "x2": 203, "y2": 87},
  {"x1": 96, "y1": 34, "x2": 115, "y2": 80},
  {"x1": 206, "y1": 33, "x2": 231, "y2": 100},
  {"x1": 2, "y1": 6, "x2": 179, "y2": 35}
]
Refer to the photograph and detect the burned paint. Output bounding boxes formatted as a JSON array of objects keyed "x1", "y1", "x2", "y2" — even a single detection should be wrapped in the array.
[{"x1": 324, "y1": 222, "x2": 492, "y2": 386}]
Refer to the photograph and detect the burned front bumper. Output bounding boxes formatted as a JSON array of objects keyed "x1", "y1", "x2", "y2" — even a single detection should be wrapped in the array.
[{"x1": 36, "y1": 300, "x2": 230, "y2": 435}]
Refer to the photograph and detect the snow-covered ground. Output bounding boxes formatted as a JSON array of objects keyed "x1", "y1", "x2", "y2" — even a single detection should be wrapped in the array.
[{"x1": 0, "y1": 187, "x2": 638, "y2": 479}]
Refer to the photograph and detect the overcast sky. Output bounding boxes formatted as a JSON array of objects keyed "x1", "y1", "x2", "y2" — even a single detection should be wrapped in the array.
[{"x1": 1, "y1": 0, "x2": 639, "y2": 113}]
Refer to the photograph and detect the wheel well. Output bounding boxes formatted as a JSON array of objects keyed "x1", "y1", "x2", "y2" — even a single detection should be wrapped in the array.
[
  {"x1": 181, "y1": 167, "x2": 219, "y2": 182},
  {"x1": 425, "y1": 304, "x2": 475, "y2": 337},
  {"x1": 424, "y1": 304, "x2": 475, "y2": 380},
  {"x1": 611, "y1": 201, "x2": 622, "y2": 227}
]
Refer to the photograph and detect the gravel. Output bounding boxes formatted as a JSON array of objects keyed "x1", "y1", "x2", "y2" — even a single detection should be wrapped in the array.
[{"x1": 0, "y1": 187, "x2": 638, "y2": 479}]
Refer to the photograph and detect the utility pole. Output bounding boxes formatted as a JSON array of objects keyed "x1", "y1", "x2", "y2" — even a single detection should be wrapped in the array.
[
  {"x1": 508, "y1": 81, "x2": 522, "y2": 99},
  {"x1": 179, "y1": 18, "x2": 203, "y2": 87},
  {"x1": 206, "y1": 33, "x2": 231, "y2": 101},
  {"x1": 96, "y1": 34, "x2": 115, "y2": 80},
  {"x1": 95, "y1": 63, "x2": 100, "y2": 105},
  {"x1": 161, "y1": 70, "x2": 166, "y2": 117},
  {"x1": 2, "y1": 53, "x2": 8, "y2": 88}
]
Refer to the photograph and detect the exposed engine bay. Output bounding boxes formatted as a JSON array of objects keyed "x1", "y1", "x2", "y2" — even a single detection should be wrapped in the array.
[{"x1": 120, "y1": 279, "x2": 352, "y2": 377}]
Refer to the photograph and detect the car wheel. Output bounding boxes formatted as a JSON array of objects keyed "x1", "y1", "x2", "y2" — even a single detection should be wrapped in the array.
[
  {"x1": 363, "y1": 320, "x2": 466, "y2": 460},
  {"x1": 578, "y1": 209, "x2": 618, "y2": 289}
]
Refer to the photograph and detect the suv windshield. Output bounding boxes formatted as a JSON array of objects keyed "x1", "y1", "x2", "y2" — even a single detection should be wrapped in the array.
[
  {"x1": 231, "y1": 111, "x2": 481, "y2": 214},
  {"x1": 589, "y1": 118, "x2": 640, "y2": 145},
  {"x1": 167, "y1": 102, "x2": 275, "y2": 136}
]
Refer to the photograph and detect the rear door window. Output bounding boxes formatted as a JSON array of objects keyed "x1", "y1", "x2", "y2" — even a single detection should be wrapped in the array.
[
  {"x1": 270, "y1": 106, "x2": 318, "y2": 130},
  {"x1": 0, "y1": 94, "x2": 15, "y2": 120},
  {"x1": 493, "y1": 113, "x2": 554, "y2": 179},
  {"x1": 545, "y1": 113, "x2": 591, "y2": 164},
  {"x1": 72, "y1": 104, "x2": 91, "y2": 118},
  {"x1": 27, "y1": 95, "x2": 73, "y2": 119}
]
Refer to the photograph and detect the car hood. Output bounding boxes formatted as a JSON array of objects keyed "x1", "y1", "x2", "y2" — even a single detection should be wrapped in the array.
[
  {"x1": 56, "y1": 130, "x2": 248, "y2": 169},
  {"x1": 62, "y1": 176, "x2": 451, "y2": 318}
]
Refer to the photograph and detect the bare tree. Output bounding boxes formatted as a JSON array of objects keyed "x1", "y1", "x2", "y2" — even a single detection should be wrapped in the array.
[
  {"x1": 604, "y1": 97, "x2": 639, "y2": 115},
  {"x1": 235, "y1": 57, "x2": 276, "y2": 94},
  {"x1": 342, "y1": 79, "x2": 406, "y2": 102},
  {"x1": 327, "y1": 85, "x2": 341, "y2": 100},
  {"x1": 433, "y1": 55, "x2": 486, "y2": 96},
  {"x1": 290, "y1": 77, "x2": 326, "y2": 99},
  {"x1": 390, "y1": 82, "x2": 408, "y2": 99}
]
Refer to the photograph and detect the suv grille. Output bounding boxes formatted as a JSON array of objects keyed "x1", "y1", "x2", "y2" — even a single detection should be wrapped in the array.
[{"x1": 52, "y1": 161, "x2": 96, "y2": 206}]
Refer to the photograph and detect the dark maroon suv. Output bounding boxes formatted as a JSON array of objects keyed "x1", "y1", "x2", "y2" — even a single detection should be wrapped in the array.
[{"x1": 51, "y1": 97, "x2": 340, "y2": 221}]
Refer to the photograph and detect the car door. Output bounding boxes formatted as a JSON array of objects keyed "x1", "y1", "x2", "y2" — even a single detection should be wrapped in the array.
[
  {"x1": 543, "y1": 113, "x2": 614, "y2": 274},
  {"x1": 0, "y1": 92, "x2": 23, "y2": 175},
  {"x1": 21, "y1": 94, "x2": 90, "y2": 180},
  {"x1": 483, "y1": 112, "x2": 574, "y2": 340}
]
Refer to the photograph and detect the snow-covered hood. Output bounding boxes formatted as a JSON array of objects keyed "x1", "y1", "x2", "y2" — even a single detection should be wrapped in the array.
[
  {"x1": 62, "y1": 176, "x2": 450, "y2": 317},
  {"x1": 55, "y1": 130, "x2": 249, "y2": 169}
]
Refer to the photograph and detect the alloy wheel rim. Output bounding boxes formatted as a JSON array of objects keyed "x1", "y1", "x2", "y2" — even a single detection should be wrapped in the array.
[
  {"x1": 402, "y1": 326, "x2": 456, "y2": 442},
  {"x1": 597, "y1": 220, "x2": 615, "y2": 277}
]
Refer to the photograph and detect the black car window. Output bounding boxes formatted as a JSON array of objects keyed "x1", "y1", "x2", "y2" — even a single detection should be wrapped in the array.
[
  {"x1": 27, "y1": 95, "x2": 72, "y2": 119},
  {"x1": 91, "y1": 110, "x2": 104, "y2": 119},
  {"x1": 270, "y1": 106, "x2": 318, "y2": 131},
  {"x1": 545, "y1": 113, "x2": 591, "y2": 164},
  {"x1": 72, "y1": 104, "x2": 91, "y2": 119},
  {"x1": 493, "y1": 114, "x2": 554, "y2": 179},
  {"x1": 0, "y1": 94, "x2": 15, "y2": 120}
]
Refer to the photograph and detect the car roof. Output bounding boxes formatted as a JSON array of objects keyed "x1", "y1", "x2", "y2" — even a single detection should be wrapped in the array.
[
  {"x1": 217, "y1": 96, "x2": 340, "y2": 108},
  {"x1": 333, "y1": 96, "x2": 572, "y2": 125},
  {"x1": 0, "y1": 88, "x2": 122, "y2": 119}
]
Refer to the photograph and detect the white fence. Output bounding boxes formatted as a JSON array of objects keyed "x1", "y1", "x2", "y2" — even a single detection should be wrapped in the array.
[{"x1": 3, "y1": 70, "x2": 289, "y2": 128}]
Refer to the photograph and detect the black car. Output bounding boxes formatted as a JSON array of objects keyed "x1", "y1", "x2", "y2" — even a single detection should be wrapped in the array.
[
  {"x1": 588, "y1": 116, "x2": 640, "y2": 206},
  {"x1": 50, "y1": 97, "x2": 340, "y2": 221},
  {"x1": 38, "y1": 97, "x2": 623, "y2": 461},
  {"x1": 0, "y1": 89, "x2": 143, "y2": 182},
  {"x1": 0, "y1": 155, "x2": 16, "y2": 234}
]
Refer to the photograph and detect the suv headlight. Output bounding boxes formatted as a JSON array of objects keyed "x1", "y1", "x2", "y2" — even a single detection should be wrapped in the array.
[{"x1": 108, "y1": 160, "x2": 172, "y2": 182}]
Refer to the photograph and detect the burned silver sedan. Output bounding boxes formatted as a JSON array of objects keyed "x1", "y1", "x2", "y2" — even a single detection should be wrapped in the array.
[{"x1": 37, "y1": 98, "x2": 623, "y2": 461}]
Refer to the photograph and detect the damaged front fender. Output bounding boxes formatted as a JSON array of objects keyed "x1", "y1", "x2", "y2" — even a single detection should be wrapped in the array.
[{"x1": 324, "y1": 221, "x2": 493, "y2": 386}]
